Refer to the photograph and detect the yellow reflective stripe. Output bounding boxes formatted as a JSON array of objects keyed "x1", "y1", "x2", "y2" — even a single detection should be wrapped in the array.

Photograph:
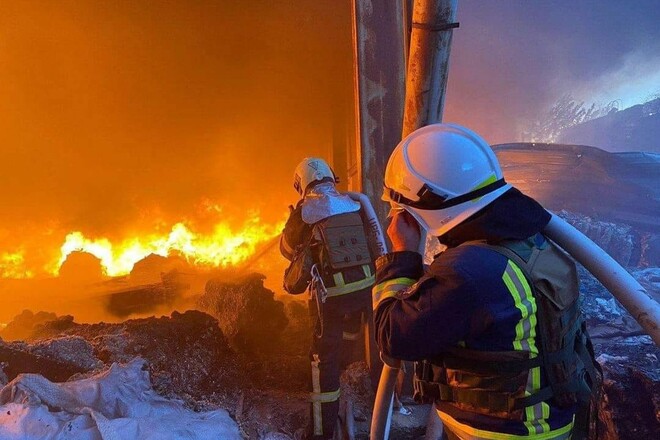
[
  {"x1": 438, "y1": 410, "x2": 573, "y2": 440},
  {"x1": 510, "y1": 262, "x2": 539, "y2": 354},
  {"x1": 502, "y1": 262, "x2": 538, "y2": 354},
  {"x1": 326, "y1": 274, "x2": 375, "y2": 297},
  {"x1": 510, "y1": 262, "x2": 549, "y2": 434},
  {"x1": 502, "y1": 270, "x2": 526, "y2": 351},
  {"x1": 372, "y1": 277, "x2": 416, "y2": 309},
  {"x1": 470, "y1": 174, "x2": 497, "y2": 203},
  {"x1": 310, "y1": 388, "x2": 341, "y2": 403},
  {"x1": 362, "y1": 264, "x2": 372, "y2": 278},
  {"x1": 333, "y1": 272, "x2": 345, "y2": 287},
  {"x1": 503, "y1": 261, "x2": 549, "y2": 434},
  {"x1": 325, "y1": 265, "x2": 375, "y2": 297}
]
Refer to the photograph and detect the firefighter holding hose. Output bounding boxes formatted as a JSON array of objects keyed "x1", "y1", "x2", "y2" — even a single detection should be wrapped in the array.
[
  {"x1": 280, "y1": 157, "x2": 383, "y2": 440},
  {"x1": 373, "y1": 124, "x2": 600, "y2": 440}
]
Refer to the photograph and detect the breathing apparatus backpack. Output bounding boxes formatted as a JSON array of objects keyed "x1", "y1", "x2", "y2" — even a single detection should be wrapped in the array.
[
  {"x1": 413, "y1": 234, "x2": 601, "y2": 438},
  {"x1": 283, "y1": 210, "x2": 375, "y2": 297},
  {"x1": 311, "y1": 211, "x2": 375, "y2": 298}
]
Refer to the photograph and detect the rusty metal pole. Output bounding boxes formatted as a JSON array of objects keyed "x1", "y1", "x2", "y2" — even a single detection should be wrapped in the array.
[{"x1": 402, "y1": 0, "x2": 458, "y2": 137}]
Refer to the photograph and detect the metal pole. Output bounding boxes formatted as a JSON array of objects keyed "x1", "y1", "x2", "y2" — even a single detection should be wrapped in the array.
[{"x1": 402, "y1": 0, "x2": 458, "y2": 137}]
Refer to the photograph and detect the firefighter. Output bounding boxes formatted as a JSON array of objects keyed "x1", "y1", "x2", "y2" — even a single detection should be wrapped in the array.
[
  {"x1": 280, "y1": 157, "x2": 382, "y2": 440},
  {"x1": 373, "y1": 124, "x2": 599, "y2": 440}
]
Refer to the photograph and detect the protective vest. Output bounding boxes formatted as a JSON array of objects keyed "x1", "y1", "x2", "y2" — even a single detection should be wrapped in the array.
[
  {"x1": 311, "y1": 211, "x2": 375, "y2": 297},
  {"x1": 413, "y1": 235, "x2": 600, "y2": 430}
]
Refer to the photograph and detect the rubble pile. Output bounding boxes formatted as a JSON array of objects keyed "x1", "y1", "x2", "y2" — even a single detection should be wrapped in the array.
[
  {"x1": 197, "y1": 273, "x2": 311, "y2": 394},
  {"x1": 1, "y1": 310, "x2": 244, "y2": 409},
  {"x1": 579, "y1": 265, "x2": 660, "y2": 438},
  {"x1": 0, "y1": 310, "x2": 58, "y2": 341},
  {"x1": 559, "y1": 211, "x2": 641, "y2": 266},
  {"x1": 0, "y1": 276, "x2": 318, "y2": 438},
  {"x1": 198, "y1": 273, "x2": 289, "y2": 353},
  {"x1": 1, "y1": 256, "x2": 658, "y2": 438}
]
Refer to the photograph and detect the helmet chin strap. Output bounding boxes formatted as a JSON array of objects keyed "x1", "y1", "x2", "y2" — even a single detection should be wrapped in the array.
[{"x1": 384, "y1": 178, "x2": 507, "y2": 211}]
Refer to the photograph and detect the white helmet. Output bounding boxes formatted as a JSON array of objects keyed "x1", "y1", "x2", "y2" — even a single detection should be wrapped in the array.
[
  {"x1": 383, "y1": 123, "x2": 511, "y2": 236},
  {"x1": 293, "y1": 157, "x2": 337, "y2": 196}
]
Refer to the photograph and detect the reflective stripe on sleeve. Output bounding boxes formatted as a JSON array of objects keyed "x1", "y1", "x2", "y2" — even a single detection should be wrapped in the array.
[{"x1": 372, "y1": 277, "x2": 417, "y2": 310}]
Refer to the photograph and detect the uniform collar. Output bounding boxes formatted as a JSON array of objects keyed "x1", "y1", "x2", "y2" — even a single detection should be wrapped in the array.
[{"x1": 438, "y1": 188, "x2": 551, "y2": 248}]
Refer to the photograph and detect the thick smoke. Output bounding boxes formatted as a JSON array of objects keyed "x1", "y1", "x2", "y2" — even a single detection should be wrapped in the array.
[
  {"x1": 0, "y1": 1, "x2": 354, "y2": 277},
  {"x1": 1, "y1": 1, "x2": 658, "y2": 280},
  {"x1": 444, "y1": 0, "x2": 660, "y2": 144}
]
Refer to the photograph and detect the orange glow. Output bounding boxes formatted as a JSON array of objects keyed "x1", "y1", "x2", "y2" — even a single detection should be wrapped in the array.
[
  {"x1": 0, "y1": 251, "x2": 34, "y2": 279},
  {"x1": 50, "y1": 215, "x2": 284, "y2": 277}
]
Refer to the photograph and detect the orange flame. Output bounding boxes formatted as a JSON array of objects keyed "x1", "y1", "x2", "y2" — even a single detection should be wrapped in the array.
[
  {"x1": 50, "y1": 215, "x2": 284, "y2": 277},
  {"x1": 0, "y1": 251, "x2": 34, "y2": 279}
]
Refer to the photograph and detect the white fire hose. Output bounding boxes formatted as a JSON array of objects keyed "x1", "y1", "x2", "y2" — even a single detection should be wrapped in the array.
[
  {"x1": 368, "y1": 211, "x2": 660, "y2": 439},
  {"x1": 544, "y1": 213, "x2": 660, "y2": 345}
]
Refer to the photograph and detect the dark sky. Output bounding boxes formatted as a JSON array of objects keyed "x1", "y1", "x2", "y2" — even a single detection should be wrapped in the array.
[
  {"x1": 0, "y1": 1, "x2": 658, "y2": 275},
  {"x1": 444, "y1": 0, "x2": 660, "y2": 144}
]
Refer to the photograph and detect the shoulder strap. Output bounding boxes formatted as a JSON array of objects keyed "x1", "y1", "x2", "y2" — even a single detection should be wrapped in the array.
[{"x1": 460, "y1": 237, "x2": 540, "y2": 283}]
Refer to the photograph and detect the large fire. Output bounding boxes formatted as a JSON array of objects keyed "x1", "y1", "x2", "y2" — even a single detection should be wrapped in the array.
[
  {"x1": 0, "y1": 215, "x2": 284, "y2": 279},
  {"x1": 0, "y1": 251, "x2": 34, "y2": 279},
  {"x1": 53, "y1": 217, "x2": 284, "y2": 277}
]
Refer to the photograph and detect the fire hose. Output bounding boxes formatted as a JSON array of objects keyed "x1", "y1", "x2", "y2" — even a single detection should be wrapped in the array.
[{"x1": 369, "y1": 211, "x2": 660, "y2": 439}]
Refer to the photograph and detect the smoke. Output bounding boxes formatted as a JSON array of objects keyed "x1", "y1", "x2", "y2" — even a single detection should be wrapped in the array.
[
  {"x1": 572, "y1": 51, "x2": 660, "y2": 109},
  {"x1": 0, "y1": 1, "x2": 354, "y2": 277},
  {"x1": 443, "y1": 0, "x2": 660, "y2": 145},
  {"x1": 2, "y1": 0, "x2": 658, "y2": 283}
]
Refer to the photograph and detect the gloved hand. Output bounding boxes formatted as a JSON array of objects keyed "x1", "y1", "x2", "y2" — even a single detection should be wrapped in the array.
[{"x1": 387, "y1": 210, "x2": 421, "y2": 253}]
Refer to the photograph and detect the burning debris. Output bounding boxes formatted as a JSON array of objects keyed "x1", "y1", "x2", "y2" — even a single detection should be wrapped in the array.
[
  {"x1": 104, "y1": 269, "x2": 190, "y2": 318},
  {"x1": 198, "y1": 273, "x2": 288, "y2": 353}
]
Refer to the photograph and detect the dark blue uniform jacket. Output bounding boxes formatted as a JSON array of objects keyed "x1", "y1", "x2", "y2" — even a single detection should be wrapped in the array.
[{"x1": 373, "y1": 188, "x2": 576, "y2": 437}]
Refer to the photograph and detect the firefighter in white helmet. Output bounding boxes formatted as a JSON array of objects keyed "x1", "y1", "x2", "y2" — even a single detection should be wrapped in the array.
[
  {"x1": 373, "y1": 124, "x2": 599, "y2": 440},
  {"x1": 280, "y1": 157, "x2": 382, "y2": 440}
]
